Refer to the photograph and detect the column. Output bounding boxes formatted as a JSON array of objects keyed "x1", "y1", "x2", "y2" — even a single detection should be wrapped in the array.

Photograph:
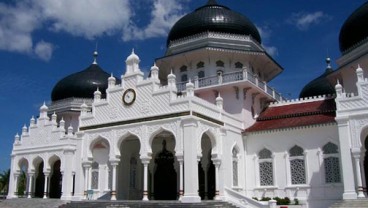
[
  {"x1": 27, "y1": 172, "x2": 34, "y2": 198},
  {"x1": 177, "y1": 156, "x2": 184, "y2": 200},
  {"x1": 337, "y1": 121, "x2": 357, "y2": 199},
  {"x1": 13, "y1": 173, "x2": 19, "y2": 198},
  {"x1": 43, "y1": 172, "x2": 49, "y2": 199},
  {"x1": 181, "y1": 118, "x2": 201, "y2": 203},
  {"x1": 110, "y1": 161, "x2": 118, "y2": 200},
  {"x1": 141, "y1": 159, "x2": 150, "y2": 201},
  {"x1": 352, "y1": 150, "x2": 365, "y2": 198},
  {"x1": 213, "y1": 160, "x2": 221, "y2": 200},
  {"x1": 82, "y1": 162, "x2": 91, "y2": 200},
  {"x1": 61, "y1": 148, "x2": 75, "y2": 200}
]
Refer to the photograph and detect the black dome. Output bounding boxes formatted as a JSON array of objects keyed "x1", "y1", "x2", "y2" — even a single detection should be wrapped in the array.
[
  {"x1": 51, "y1": 64, "x2": 120, "y2": 101},
  {"x1": 299, "y1": 60, "x2": 335, "y2": 98},
  {"x1": 167, "y1": 0, "x2": 261, "y2": 46},
  {"x1": 339, "y1": 2, "x2": 368, "y2": 53}
]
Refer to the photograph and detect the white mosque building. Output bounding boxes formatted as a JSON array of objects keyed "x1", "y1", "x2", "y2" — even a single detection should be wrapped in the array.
[{"x1": 6, "y1": 1, "x2": 368, "y2": 207}]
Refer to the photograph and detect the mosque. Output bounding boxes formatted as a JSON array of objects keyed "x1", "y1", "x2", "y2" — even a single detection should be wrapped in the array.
[{"x1": 6, "y1": 0, "x2": 368, "y2": 207}]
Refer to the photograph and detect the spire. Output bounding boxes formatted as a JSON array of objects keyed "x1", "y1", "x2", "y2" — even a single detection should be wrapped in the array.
[
  {"x1": 325, "y1": 57, "x2": 333, "y2": 73},
  {"x1": 93, "y1": 50, "x2": 98, "y2": 65}
]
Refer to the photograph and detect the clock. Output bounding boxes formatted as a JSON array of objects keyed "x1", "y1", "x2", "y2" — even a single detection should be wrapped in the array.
[{"x1": 122, "y1": 88, "x2": 136, "y2": 105}]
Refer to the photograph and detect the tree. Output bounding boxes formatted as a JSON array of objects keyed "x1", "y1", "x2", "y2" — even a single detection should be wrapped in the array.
[{"x1": 0, "y1": 169, "x2": 10, "y2": 195}]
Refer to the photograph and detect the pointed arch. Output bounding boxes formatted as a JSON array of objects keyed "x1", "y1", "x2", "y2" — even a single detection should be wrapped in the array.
[
  {"x1": 149, "y1": 127, "x2": 176, "y2": 154},
  {"x1": 32, "y1": 156, "x2": 44, "y2": 171},
  {"x1": 198, "y1": 128, "x2": 217, "y2": 156},
  {"x1": 17, "y1": 157, "x2": 29, "y2": 172},
  {"x1": 116, "y1": 131, "x2": 142, "y2": 156},
  {"x1": 89, "y1": 136, "x2": 111, "y2": 159}
]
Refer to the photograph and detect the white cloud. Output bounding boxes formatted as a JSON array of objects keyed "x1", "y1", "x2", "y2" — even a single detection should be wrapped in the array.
[
  {"x1": 257, "y1": 25, "x2": 278, "y2": 57},
  {"x1": 288, "y1": 11, "x2": 331, "y2": 31},
  {"x1": 34, "y1": 41, "x2": 54, "y2": 61},
  {"x1": 0, "y1": 0, "x2": 190, "y2": 60}
]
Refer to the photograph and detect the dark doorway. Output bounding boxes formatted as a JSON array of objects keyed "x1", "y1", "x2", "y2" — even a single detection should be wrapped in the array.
[
  {"x1": 49, "y1": 160, "x2": 62, "y2": 198},
  {"x1": 154, "y1": 140, "x2": 177, "y2": 200},
  {"x1": 198, "y1": 160, "x2": 215, "y2": 199},
  {"x1": 34, "y1": 162, "x2": 45, "y2": 198},
  {"x1": 364, "y1": 137, "x2": 368, "y2": 189}
]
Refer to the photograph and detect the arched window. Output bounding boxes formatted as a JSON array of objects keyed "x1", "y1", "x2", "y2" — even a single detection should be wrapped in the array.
[
  {"x1": 198, "y1": 71, "x2": 205, "y2": 78},
  {"x1": 181, "y1": 74, "x2": 188, "y2": 82},
  {"x1": 216, "y1": 60, "x2": 224, "y2": 67},
  {"x1": 258, "y1": 148, "x2": 273, "y2": 186},
  {"x1": 91, "y1": 161, "x2": 99, "y2": 189},
  {"x1": 289, "y1": 145, "x2": 306, "y2": 184},
  {"x1": 235, "y1": 62, "x2": 243, "y2": 69},
  {"x1": 180, "y1": 65, "x2": 187, "y2": 72},
  {"x1": 232, "y1": 148, "x2": 239, "y2": 187},
  {"x1": 197, "y1": 61, "x2": 204, "y2": 69},
  {"x1": 323, "y1": 142, "x2": 341, "y2": 183},
  {"x1": 130, "y1": 157, "x2": 137, "y2": 188}
]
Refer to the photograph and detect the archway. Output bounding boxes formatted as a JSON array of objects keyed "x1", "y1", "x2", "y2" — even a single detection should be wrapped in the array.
[
  {"x1": 364, "y1": 136, "x2": 368, "y2": 189},
  {"x1": 198, "y1": 133, "x2": 215, "y2": 200},
  {"x1": 49, "y1": 160, "x2": 62, "y2": 198},
  {"x1": 151, "y1": 131, "x2": 177, "y2": 200},
  {"x1": 34, "y1": 160, "x2": 44, "y2": 198},
  {"x1": 118, "y1": 135, "x2": 142, "y2": 200},
  {"x1": 90, "y1": 138, "x2": 110, "y2": 199},
  {"x1": 17, "y1": 158, "x2": 28, "y2": 197}
]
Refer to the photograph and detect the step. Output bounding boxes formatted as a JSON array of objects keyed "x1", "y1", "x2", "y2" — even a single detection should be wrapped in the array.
[
  {"x1": 0, "y1": 198, "x2": 69, "y2": 208},
  {"x1": 329, "y1": 199, "x2": 368, "y2": 208}
]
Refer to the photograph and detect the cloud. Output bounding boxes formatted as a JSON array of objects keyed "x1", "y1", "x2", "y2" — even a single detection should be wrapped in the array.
[
  {"x1": 257, "y1": 25, "x2": 278, "y2": 56},
  {"x1": 34, "y1": 41, "x2": 54, "y2": 61},
  {"x1": 0, "y1": 0, "x2": 190, "y2": 60},
  {"x1": 288, "y1": 11, "x2": 331, "y2": 31}
]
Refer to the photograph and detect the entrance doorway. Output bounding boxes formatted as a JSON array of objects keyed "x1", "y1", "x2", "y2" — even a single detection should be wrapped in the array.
[
  {"x1": 34, "y1": 161, "x2": 44, "y2": 198},
  {"x1": 198, "y1": 133, "x2": 215, "y2": 200},
  {"x1": 49, "y1": 160, "x2": 62, "y2": 198}
]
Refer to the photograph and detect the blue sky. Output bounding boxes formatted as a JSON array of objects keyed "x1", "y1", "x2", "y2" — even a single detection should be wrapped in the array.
[{"x1": 0, "y1": 0, "x2": 365, "y2": 171}]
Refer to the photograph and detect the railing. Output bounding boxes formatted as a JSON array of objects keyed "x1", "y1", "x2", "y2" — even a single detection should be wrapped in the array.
[
  {"x1": 224, "y1": 187, "x2": 268, "y2": 208},
  {"x1": 176, "y1": 70, "x2": 284, "y2": 101}
]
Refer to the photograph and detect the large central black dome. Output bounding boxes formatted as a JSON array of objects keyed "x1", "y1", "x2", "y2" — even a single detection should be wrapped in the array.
[
  {"x1": 339, "y1": 2, "x2": 368, "y2": 53},
  {"x1": 167, "y1": 0, "x2": 261, "y2": 46}
]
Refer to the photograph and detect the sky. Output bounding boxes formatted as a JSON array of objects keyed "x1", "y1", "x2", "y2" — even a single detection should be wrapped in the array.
[{"x1": 0, "y1": 0, "x2": 365, "y2": 172}]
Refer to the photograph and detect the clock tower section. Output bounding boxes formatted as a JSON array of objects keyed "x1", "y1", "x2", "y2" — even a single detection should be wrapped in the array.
[{"x1": 122, "y1": 49, "x2": 144, "y2": 89}]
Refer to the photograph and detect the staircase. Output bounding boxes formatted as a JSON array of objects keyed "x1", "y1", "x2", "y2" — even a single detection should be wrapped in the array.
[
  {"x1": 60, "y1": 200, "x2": 238, "y2": 208},
  {"x1": 329, "y1": 199, "x2": 368, "y2": 208}
]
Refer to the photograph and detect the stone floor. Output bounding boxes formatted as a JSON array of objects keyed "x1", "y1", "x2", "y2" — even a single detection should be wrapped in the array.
[{"x1": 0, "y1": 198, "x2": 69, "y2": 208}]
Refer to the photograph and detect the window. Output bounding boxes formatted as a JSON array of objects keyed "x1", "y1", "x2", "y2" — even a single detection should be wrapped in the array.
[
  {"x1": 232, "y1": 148, "x2": 239, "y2": 187},
  {"x1": 235, "y1": 62, "x2": 243, "y2": 69},
  {"x1": 197, "y1": 61, "x2": 204, "y2": 69},
  {"x1": 323, "y1": 142, "x2": 341, "y2": 183},
  {"x1": 91, "y1": 161, "x2": 99, "y2": 189},
  {"x1": 198, "y1": 71, "x2": 205, "y2": 78},
  {"x1": 181, "y1": 74, "x2": 188, "y2": 82},
  {"x1": 289, "y1": 145, "x2": 306, "y2": 184},
  {"x1": 180, "y1": 65, "x2": 187, "y2": 72},
  {"x1": 258, "y1": 148, "x2": 273, "y2": 186},
  {"x1": 216, "y1": 60, "x2": 224, "y2": 67}
]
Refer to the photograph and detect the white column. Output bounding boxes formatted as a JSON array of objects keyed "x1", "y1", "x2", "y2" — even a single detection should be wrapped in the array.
[
  {"x1": 337, "y1": 121, "x2": 357, "y2": 199},
  {"x1": 82, "y1": 162, "x2": 91, "y2": 200},
  {"x1": 7, "y1": 156, "x2": 17, "y2": 199},
  {"x1": 181, "y1": 118, "x2": 201, "y2": 203},
  {"x1": 110, "y1": 161, "x2": 118, "y2": 200},
  {"x1": 177, "y1": 156, "x2": 184, "y2": 200},
  {"x1": 43, "y1": 172, "x2": 49, "y2": 199},
  {"x1": 13, "y1": 173, "x2": 19, "y2": 198},
  {"x1": 141, "y1": 159, "x2": 150, "y2": 201},
  {"x1": 61, "y1": 149, "x2": 75, "y2": 200},
  {"x1": 352, "y1": 150, "x2": 365, "y2": 198},
  {"x1": 213, "y1": 160, "x2": 221, "y2": 200},
  {"x1": 27, "y1": 173, "x2": 34, "y2": 198}
]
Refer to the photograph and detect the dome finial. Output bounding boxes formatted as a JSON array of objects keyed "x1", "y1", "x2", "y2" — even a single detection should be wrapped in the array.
[
  {"x1": 325, "y1": 57, "x2": 333, "y2": 72},
  {"x1": 93, "y1": 47, "x2": 98, "y2": 65},
  {"x1": 206, "y1": 0, "x2": 218, "y2": 5}
]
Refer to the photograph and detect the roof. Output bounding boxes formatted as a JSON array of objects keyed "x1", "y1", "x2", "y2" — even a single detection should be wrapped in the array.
[
  {"x1": 167, "y1": 0, "x2": 261, "y2": 46},
  {"x1": 246, "y1": 99, "x2": 336, "y2": 133}
]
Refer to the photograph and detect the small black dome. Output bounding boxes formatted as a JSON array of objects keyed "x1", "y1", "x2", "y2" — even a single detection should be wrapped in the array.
[
  {"x1": 299, "y1": 59, "x2": 335, "y2": 98},
  {"x1": 339, "y1": 2, "x2": 368, "y2": 53},
  {"x1": 167, "y1": 0, "x2": 261, "y2": 46},
  {"x1": 51, "y1": 64, "x2": 120, "y2": 101}
]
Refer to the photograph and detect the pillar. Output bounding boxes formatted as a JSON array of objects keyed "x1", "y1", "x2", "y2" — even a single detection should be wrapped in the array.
[
  {"x1": 43, "y1": 172, "x2": 49, "y2": 199},
  {"x1": 352, "y1": 150, "x2": 365, "y2": 198},
  {"x1": 61, "y1": 148, "x2": 75, "y2": 200},
  {"x1": 181, "y1": 118, "x2": 201, "y2": 203},
  {"x1": 27, "y1": 173, "x2": 34, "y2": 198},
  {"x1": 337, "y1": 120, "x2": 358, "y2": 199},
  {"x1": 82, "y1": 162, "x2": 91, "y2": 200},
  {"x1": 213, "y1": 160, "x2": 221, "y2": 200},
  {"x1": 177, "y1": 155, "x2": 184, "y2": 200},
  {"x1": 141, "y1": 158, "x2": 150, "y2": 201},
  {"x1": 110, "y1": 161, "x2": 118, "y2": 200},
  {"x1": 13, "y1": 173, "x2": 19, "y2": 198}
]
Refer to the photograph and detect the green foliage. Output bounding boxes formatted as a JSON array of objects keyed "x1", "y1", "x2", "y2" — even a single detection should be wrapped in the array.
[
  {"x1": 252, "y1": 197, "x2": 258, "y2": 201},
  {"x1": 273, "y1": 197, "x2": 291, "y2": 205},
  {"x1": 294, "y1": 198, "x2": 299, "y2": 205},
  {"x1": 0, "y1": 169, "x2": 10, "y2": 195},
  {"x1": 17, "y1": 171, "x2": 27, "y2": 196},
  {"x1": 260, "y1": 197, "x2": 271, "y2": 201}
]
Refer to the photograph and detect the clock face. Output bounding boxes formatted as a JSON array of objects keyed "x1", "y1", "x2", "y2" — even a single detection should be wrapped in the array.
[{"x1": 123, "y1": 89, "x2": 136, "y2": 105}]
